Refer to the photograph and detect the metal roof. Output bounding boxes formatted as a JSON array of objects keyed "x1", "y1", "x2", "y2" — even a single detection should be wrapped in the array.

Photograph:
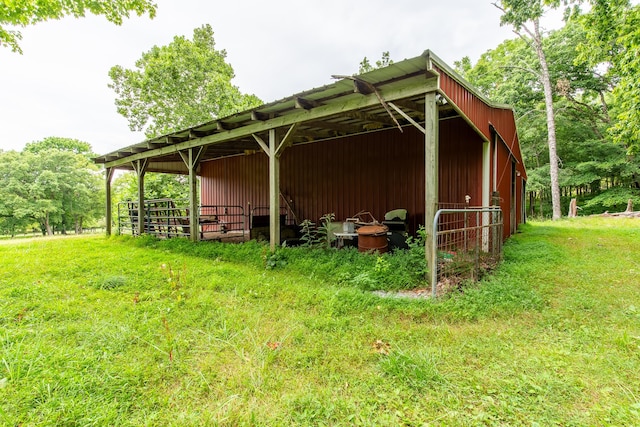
[{"x1": 94, "y1": 50, "x2": 512, "y2": 173}]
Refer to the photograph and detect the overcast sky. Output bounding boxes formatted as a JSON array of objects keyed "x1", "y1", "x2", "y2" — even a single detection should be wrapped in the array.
[{"x1": 0, "y1": 0, "x2": 564, "y2": 155}]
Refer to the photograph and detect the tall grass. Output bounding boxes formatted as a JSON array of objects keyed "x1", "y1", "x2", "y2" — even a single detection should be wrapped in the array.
[{"x1": 0, "y1": 217, "x2": 638, "y2": 425}]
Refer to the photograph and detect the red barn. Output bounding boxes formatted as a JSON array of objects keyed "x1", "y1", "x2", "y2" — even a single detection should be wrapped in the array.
[{"x1": 95, "y1": 50, "x2": 527, "y2": 279}]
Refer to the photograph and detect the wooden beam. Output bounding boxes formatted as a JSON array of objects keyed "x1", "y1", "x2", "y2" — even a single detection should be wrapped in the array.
[
  {"x1": 132, "y1": 159, "x2": 149, "y2": 236},
  {"x1": 295, "y1": 97, "x2": 322, "y2": 110},
  {"x1": 216, "y1": 121, "x2": 239, "y2": 131},
  {"x1": 344, "y1": 111, "x2": 398, "y2": 127},
  {"x1": 165, "y1": 136, "x2": 184, "y2": 144},
  {"x1": 268, "y1": 129, "x2": 280, "y2": 252},
  {"x1": 105, "y1": 167, "x2": 115, "y2": 236},
  {"x1": 105, "y1": 77, "x2": 439, "y2": 168},
  {"x1": 146, "y1": 142, "x2": 166, "y2": 149},
  {"x1": 130, "y1": 147, "x2": 147, "y2": 154},
  {"x1": 254, "y1": 129, "x2": 295, "y2": 250},
  {"x1": 305, "y1": 120, "x2": 359, "y2": 134},
  {"x1": 424, "y1": 92, "x2": 438, "y2": 290},
  {"x1": 251, "y1": 111, "x2": 270, "y2": 121},
  {"x1": 178, "y1": 147, "x2": 205, "y2": 241},
  {"x1": 388, "y1": 102, "x2": 426, "y2": 134},
  {"x1": 252, "y1": 133, "x2": 269, "y2": 155},
  {"x1": 275, "y1": 124, "x2": 299, "y2": 158},
  {"x1": 393, "y1": 99, "x2": 425, "y2": 117},
  {"x1": 189, "y1": 130, "x2": 210, "y2": 139}
]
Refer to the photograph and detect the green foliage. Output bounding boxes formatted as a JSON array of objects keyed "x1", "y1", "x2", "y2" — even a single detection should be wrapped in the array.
[
  {"x1": 0, "y1": 139, "x2": 103, "y2": 236},
  {"x1": 24, "y1": 137, "x2": 95, "y2": 156},
  {"x1": 109, "y1": 24, "x2": 262, "y2": 139},
  {"x1": 265, "y1": 249, "x2": 288, "y2": 270},
  {"x1": 316, "y1": 213, "x2": 335, "y2": 249},
  {"x1": 358, "y1": 51, "x2": 393, "y2": 74},
  {"x1": 459, "y1": 15, "x2": 640, "y2": 217},
  {"x1": 0, "y1": 0, "x2": 156, "y2": 53},
  {"x1": 91, "y1": 275, "x2": 128, "y2": 290},
  {"x1": 299, "y1": 213, "x2": 335, "y2": 249},
  {"x1": 112, "y1": 171, "x2": 188, "y2": 203},
  {"x1": 579, "y1": 2, "x2": 640, "y2": 154},
  {"x1": 379, "y1": 349, "x2": 444, "y2": 390},
  {"x1": 299, "y1": 219, "x2": 317, "y2": 247},
  {"x1": 581, "y1": 186, "x2": 640, "y2": 214},
  {"x1": 267, "y1": 226, "x2": 427, "y2": 292}
]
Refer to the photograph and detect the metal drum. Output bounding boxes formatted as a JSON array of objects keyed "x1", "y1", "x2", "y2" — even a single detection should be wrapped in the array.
[{"x1": 357, "y1": 224, "x2": 389, "y2": 253}]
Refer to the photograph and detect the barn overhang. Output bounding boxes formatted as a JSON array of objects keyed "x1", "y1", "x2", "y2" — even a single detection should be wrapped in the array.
[{"x1": 95, "y1": 49, "x2": 525, "y2": 282}]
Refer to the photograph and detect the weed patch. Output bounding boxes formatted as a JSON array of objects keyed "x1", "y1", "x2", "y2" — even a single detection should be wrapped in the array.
[{"x1": 90, "y1": 275, "x2": 128, "y2": 290}]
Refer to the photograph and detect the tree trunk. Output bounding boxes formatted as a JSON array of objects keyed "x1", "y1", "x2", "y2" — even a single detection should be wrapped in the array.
[
  {"x1": 44, "y1": 212, "x2": 53, "y2": 236},
  {"x1": 568, "y1": 198, "x2": 577, "y2": 218},
  {"x1": 75, "y1": 216, "x2": 83, "y2": 234},
  {"x1": 539, "y1": 191, "x2": 543, "y2": 218},
  {"x1": 533, "y1": 19, "x2": 562, "y2": 220}
]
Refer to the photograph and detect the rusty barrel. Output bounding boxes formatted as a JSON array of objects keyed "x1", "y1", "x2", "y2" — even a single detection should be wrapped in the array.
[{"x1": 357, "y1": 224, "x2": 389, "y2": 253}]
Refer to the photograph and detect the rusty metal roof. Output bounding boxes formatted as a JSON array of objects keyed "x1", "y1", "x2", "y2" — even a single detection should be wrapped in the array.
[{"x1": 94, "y1": 50, "x2": 515, "y2": 174}]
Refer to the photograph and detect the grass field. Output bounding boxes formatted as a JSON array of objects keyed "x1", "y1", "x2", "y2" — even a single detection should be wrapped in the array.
[{"x1": 1, "y1": 217, "x2": 639, "y2": 426}]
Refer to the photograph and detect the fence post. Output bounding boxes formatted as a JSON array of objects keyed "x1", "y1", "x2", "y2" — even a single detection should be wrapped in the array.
[
  {"x1": 492, "y1": 191, "x2": 500, "y2": 255},
  {"x1": 431, "y1": 210, "x2": 441, "y2": 298},
  {"x1": 475, "y1": 211, "x2": 480, "y2": 279}
]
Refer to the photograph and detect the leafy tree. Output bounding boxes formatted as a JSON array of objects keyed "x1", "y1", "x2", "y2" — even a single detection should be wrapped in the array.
[
  {"x1": 358, "y1": 51, "x2": 393, "y2": 74},
  {"x1": 457, "y1": 19, "x2": 636, "y2": 217},
  {"x1": 26, "y1": 148, "x2": 102, "y2": 235},
  {"x1": 0, "y1": 139, "x2": 103, "y2": 236},
  {"x1": 494, "y1": 0, "x2": 571, "y2": 220},
  {"x1": 0, "y1": 0, "x2": 156, "y2": 53},
  {"x1": 112, "y1": 172, "x2": 188, "y2": 203},
  {"x1": 24, "y1": 136, "x2": 94, "y2": 156},
  {"x1": 0, "y1": 150, "x2": 34, "y2": 236},
  {"x1": 579, "y1": 1, "x2": 640, "y2": 154},
  {"x1": 109, "y1": 24, "x2": 262, "y2": 139}
]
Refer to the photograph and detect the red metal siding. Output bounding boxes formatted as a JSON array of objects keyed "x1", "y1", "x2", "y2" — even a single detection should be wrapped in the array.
[
  {"x1": 495, "y1": 140, "x2": 514, "y2": 238},
  {"x1": 439, "y1": 118, "x2": 484, "y2": 206},
  {"x1": 201, "y1": 118, "x2": 484, "y2": 235},
  {"x1": 279, "y1": 127, "x2": 426, "y2": 232},
  {"x1": 437, "y1": 66, "x2": 527, "y2": 236}
]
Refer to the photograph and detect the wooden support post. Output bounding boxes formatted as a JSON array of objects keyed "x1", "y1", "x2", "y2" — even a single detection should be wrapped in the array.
[
  {"x1": 179, "y1": 147, "x2": 204, "y2": 242},
  {"x1": 253, "y1": 124, "x2": 298, "y2": 252},
  {"x1": 268, "y1": 129, "x2": 280, "y2": 252},
  {"x1": 105, "y1": 167, "x2": 115, "y2": 236},
  {"x1": 492, "y1": 191, "x2": 500, "y2": 255},
  {"x1": 482, "y1": 141, "x2": 491, "y2": 251},
  {"x1": 424, "y1": 91, "x2": 439, "y2": 286},
  {"x1": 132, "y1": 159, "x2": 148, "y2": 236}
]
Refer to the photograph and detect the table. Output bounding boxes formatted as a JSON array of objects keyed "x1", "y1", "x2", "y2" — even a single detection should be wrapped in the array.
[{"x1": 334, "y1": 232, "x2": 358, "y2": 249}]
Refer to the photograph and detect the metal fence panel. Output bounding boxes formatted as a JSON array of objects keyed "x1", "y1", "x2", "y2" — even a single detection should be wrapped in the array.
[{"x1": 431, "y1": 207, "x2": 503, "y2": 297}]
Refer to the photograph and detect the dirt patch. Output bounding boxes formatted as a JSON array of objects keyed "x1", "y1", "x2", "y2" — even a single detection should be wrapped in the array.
[{"x1": 372, "y1": 277, "x2": 462, "y2": 299}]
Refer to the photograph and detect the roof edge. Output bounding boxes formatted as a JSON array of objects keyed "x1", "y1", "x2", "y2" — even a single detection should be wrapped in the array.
[{"x1": 422, "y1": 50, "x2": 513, "y2": 112}]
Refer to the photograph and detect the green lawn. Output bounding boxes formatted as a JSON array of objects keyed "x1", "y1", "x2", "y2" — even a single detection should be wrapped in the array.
[{"x1": 1, "y1": 218, "x2": 639, "y2": 426}]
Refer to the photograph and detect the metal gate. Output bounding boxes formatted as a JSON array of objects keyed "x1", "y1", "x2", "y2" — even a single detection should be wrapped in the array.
[{"x1": 430, "y1": 207, "x2": 503, "y2": 297}]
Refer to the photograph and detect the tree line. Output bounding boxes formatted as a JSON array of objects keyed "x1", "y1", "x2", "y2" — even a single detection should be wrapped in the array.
[{"x1": 0, "y1": 138, "x2": 103, "y2": 236}]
